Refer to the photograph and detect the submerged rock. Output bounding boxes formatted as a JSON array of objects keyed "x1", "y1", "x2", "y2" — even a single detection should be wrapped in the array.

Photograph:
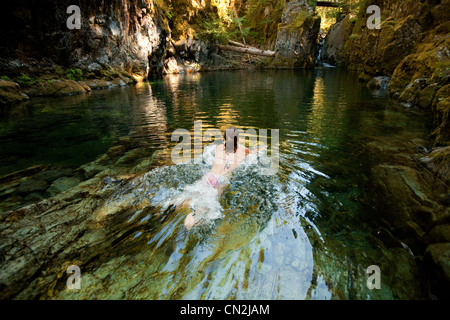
[
  {"x1": 78, "y1": 163, "x2": 108, "y2": 180},
  {"x1": 47, "y1": 177, "x2": 81, "y2": 196},
  {"x1": 370, "y1": 164, "x2": 446, "y2": 246},
  {"x1": 367, "y1": 76, "x2": 391, "y2": 90},
  {"x1": 24, "y1": 192, "x2": 46, "y2": 202},
  {"x1": 34, "y1": 168, "x2": 74, "y2": 183},
  {"x1": 16, "y1": 179, "x2": 48, "y2": 194},
  {"x1": 115, "y1": 147, "x2": 150, "y2": 166}
]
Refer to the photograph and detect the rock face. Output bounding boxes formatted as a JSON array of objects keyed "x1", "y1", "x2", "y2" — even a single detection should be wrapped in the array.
[
  {"x1": 272, "y1": 0, "x2": 321, "y2": 68},
  {"x1": 321, "y1": 15, "x2": 354, "y2": 67},
  {"x1": 322, "y1": 0, "x2": 425, "y2": 76},
  {"x1": 0, "y1": 0, "x2": 167, "y2": 78}
]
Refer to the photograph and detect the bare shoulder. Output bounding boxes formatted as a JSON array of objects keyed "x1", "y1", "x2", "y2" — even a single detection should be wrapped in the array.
[
  {"x1": 215, "y1": 143, "x2": 225, "y2": 154},
  {"x1": 214, "y1": 144, "x2": 225, "y2": 160}
]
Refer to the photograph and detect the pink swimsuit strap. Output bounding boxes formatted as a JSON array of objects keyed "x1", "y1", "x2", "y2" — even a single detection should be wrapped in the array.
[{"x1": 206, "y1": 173, "x2": 220, "y2": 189}]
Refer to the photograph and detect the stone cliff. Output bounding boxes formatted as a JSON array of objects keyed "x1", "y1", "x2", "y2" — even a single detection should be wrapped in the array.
[
  {"x1": 271, "y1": 0, "x2": 321, "y2": 68},
  {"x1": 0, "y1": 0, "x2": 166, "y2": 79}
]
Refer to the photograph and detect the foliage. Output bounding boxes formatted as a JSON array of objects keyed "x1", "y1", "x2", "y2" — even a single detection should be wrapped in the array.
[
  {"x1": 154, "y1": 0, "x2": 175, "y2": 20},
  {"x1": 0, "y1": 75, "x2": 11, "y2": 81},
  {"x1": 16, "y1": 73, "x2": 36, "y2": 87},
  {"x1": 195, "y1": 5, "x2": 253, "y2": 43},
  {"x1": 66, "y1": 68, "x2": 83, "y2": 81},
  {"x1": 197, "y1": 18, "x2": 239, "y2": 42},
  {"x1": 55, "y1": 65, "x2": 65, "y2": 76},
  {"x1": 243, "y1": 0, "x2": 285, "y2": 45}
]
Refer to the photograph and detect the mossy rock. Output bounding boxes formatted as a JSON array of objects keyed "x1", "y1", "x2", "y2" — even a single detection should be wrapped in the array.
[
  {"x1": 431, "y1": 85, "x2": 450, "y2": 146},
  {"x1": 22, "y1": 79, "x2": 87, "y2": 97},
  {"x1": 389, "y1": 22, "x2": 450, "y2": 97},
  {"x1": 398, "y1": 78, "x2": 428, "y2": 106},
  {"x1": 0, "y1": 80, "x2": 29, "y2": 105},
  {"x1": 420, "y1": 146, "x2": 450, "y2": 183},
  {"x1": 417, "y1": 83, "x2": 441, "y2": 109}
]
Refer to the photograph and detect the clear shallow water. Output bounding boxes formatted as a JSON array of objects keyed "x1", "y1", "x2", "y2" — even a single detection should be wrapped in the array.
[{"x1": 0, "y1": 69, "x2": 434, "y2": 299}]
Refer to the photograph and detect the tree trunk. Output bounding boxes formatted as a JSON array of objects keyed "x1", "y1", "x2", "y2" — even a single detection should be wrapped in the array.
[{"x1": 217, "y1": 44, "x2": 276, "y2": 57}]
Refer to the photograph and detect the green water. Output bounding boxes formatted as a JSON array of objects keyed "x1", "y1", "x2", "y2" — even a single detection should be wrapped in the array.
[{"x1": 0, "y1": 69, "x2": 434, "y2": 299}]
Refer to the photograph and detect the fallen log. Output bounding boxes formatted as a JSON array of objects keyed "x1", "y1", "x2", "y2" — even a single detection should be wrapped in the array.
[
  {"x1": 228, "y1": 40, "x2": 247, "y2": 48},
  {"x1": 217, "y1": 44, "x2": 276, "y2": 57}
]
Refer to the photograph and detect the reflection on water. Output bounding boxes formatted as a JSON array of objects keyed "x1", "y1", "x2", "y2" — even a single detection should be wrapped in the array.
[{"x1": 1, "y1": 69, "x2": 434, "y2": 299}]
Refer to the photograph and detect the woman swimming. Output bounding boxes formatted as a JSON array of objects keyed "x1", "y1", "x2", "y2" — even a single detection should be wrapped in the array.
[{"x1": 179, "y1": 127, "x2": 262, "y2": 230}]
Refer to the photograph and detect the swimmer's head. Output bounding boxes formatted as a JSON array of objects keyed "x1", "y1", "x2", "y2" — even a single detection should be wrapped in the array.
[{"x1": 224, "y1": 127, "x2": 239, "y2": 153}]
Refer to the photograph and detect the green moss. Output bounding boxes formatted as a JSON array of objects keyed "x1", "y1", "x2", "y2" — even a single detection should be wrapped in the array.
[
  {"x1": 431, "y1": 85, "x2": 450, "y2": 146},
  {"x1": 66, "y1": 68, "x2": 83, "y2": 81},
  {"x1": 55, "y1": 65, "x2": 64, "y2": 76},
  {"x1": 15, "y1": 73, "x2": 36, "y2": 87},
  {"x1": 290, "y1": 11, "x2": 308, "y2": 31}
]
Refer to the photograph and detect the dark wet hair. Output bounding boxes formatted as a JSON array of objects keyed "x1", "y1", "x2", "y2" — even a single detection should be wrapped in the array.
[{"x1": 224, "y1": 127, "x2": 239, "y2": 153}]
